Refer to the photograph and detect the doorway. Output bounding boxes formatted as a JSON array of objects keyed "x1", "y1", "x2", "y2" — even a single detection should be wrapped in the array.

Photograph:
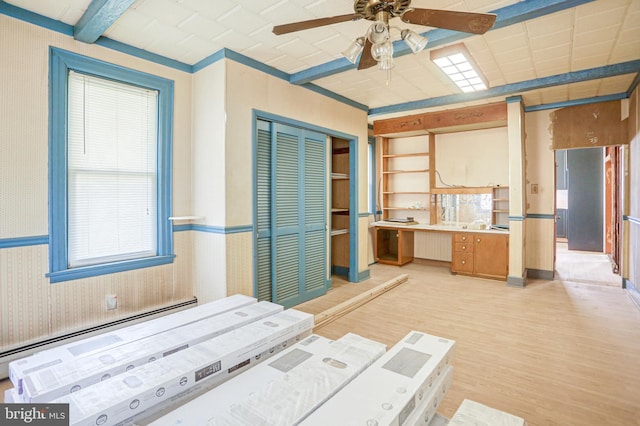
[{"x1": 554, "y1": 146, "x2": 622, "y2": 287}]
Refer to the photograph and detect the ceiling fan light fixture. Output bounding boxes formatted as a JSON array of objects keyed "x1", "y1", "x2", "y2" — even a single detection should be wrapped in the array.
[
  {"x1": 430, "y1": 43, "x2": 489, "y2": 92},
  {"x1": 342, "y1": 37, "x2": 365, "y2": 64},
  {"x1": 367, "y1": 21, "x2": 389, "y2": 44},
  {"x1": 401, "y1": 29, "x2": 428, "y2": 54},
  {"x1": 371, "y1": 40, "x2": 393, "y2": 62}
]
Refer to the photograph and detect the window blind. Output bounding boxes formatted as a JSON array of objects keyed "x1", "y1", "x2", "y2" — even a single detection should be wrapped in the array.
[{"x1": 67, "y1": 71, "x2": 159, "y2": 267}]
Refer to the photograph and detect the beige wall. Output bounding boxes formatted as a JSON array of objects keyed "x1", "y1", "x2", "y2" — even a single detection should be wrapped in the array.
[
  {"x1": 190, "y1": 59, "x2": 370, "y2": 300},
  {"x1": 524, "y1": 110, "x2": 558, "y2": 274},
  {"x1": 627, "y1": 87, "x2": 639, "y2": 288},
  {"x1": 435, "y1": 127, "x2": 509, "y2": 187},
  {"x1": 0, "y1": 16, "x2": 194, "y2": 351}
]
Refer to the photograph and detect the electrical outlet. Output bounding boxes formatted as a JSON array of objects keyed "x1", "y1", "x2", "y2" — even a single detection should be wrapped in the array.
[
  {"x1": 106, "y1": 294, "x2": 118, "y2": 310},
  {"x1": 531, "y1": 184, "x2": 538, "y2": 194}
]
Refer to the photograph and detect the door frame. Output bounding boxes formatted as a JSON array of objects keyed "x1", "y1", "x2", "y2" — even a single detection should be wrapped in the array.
[{"x1": 251, "y1": 110, "x2": 360, "y2": 300}]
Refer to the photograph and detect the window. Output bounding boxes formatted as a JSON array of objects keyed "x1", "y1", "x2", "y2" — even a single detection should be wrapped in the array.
[{"x1": 48, "y1": 48, "x2": 174, "y2": 283}]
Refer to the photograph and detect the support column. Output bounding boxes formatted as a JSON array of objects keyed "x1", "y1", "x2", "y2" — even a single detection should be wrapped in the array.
[{"x1": 506, "y1": 96, "x2": 527, "y2": 287}]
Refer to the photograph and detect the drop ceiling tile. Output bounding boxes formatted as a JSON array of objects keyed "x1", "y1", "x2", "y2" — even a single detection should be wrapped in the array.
[
  {"x1": 572, "y1": 26, "x2": 620, "y2": 49},
  {"x1": 219, "y1": 6, "x2": 270, "y2": 33},
  {"x1": 134, "y1": 0, "x2": 194, "y2": 26},
  {"x1": 571, "y1": 54, "x2": 612, "y2": 72},
  {"x1": 529, "y1": 29, "x2": 572, "y2": 51},
  {"x1": 493, "y1": 46, "x2": 532, "y2": 63},
  {"x1": 484, "y1": 22, "x2": 526, "y2": 42},
  {"x1": 539, "y1": 86, "x2": 569, "y2": 104},
  {"x1": 176, "y1": 14, "x2": 231, "y2": 40},
  {"x1": 610, "y1": 38, "x2": 640, "y2": 63},
  {"x1": 567, "y1": 80, "x2": 598, "y2": 98},
  {"x1": 524, "y1": 10, "x2": 573, "y2": 38},
  {"x1": 180, "y1": 0, "x2": 239, "y2": 22},
  {"x1": 463, "y1": 0, "x2": 514, "y2": 12},
  {"x1": 575, "y1": 3, "x2": 628, "y2": 33},
  {"x1": 4, "y1": 0, "x2": 91, "y2": 24},
  {"x1": 233, "y1": 0, "x2": 290, "y2": 15},
  {"x1": 533, "y1": 59, "x2": 571, "y2": 79},
  {"x1": 532, "y1": 43, "x2": 572, "y2": 65},
  {"x1": 596, "y1": 74, "x2": 635, "y2": 94}
]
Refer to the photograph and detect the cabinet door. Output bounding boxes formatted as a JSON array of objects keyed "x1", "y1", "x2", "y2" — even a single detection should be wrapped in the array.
[
  {"x1": 474, "y1": 234, "x2": 508, "y2": 279},
  {"x1": 452, "y1": 252, "x2": 474, "y2": 274}
]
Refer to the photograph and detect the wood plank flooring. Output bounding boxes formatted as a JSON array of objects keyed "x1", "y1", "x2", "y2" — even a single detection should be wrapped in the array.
[
  {"x1": 295, "y1": 260, "x2": 640, "y2": 426},
  {"x1": 2, "y1": 258, "x2": 638, "y2": 426}
]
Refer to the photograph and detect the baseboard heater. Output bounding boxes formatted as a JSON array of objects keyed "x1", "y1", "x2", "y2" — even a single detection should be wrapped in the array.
[{"x1": 0, "y1": 297, "x2": 197, "y2": 380}]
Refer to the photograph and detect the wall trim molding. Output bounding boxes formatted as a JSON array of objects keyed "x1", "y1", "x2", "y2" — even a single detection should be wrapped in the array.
[
  {"x1": 525, "y1": 93, "x2": 627, "y2": 112},
  {"x1": 625, "y1": 279, "x2": 640, "y2": 310},
  {"x1": 509, "y1": 216, "x2": 525, "y2": 221},
  {"x1": 189, "y1": 224, "x2": 254, "y2": 234},
  {"x1": 527, "y1": 268, "x2": 555, "y2": 280},
  {"x1": 526, "y1": 213, "x2": 555, "y2": 219},
  {"x1": 2, "y1": 2, "x2": 638, "y2": 117},
  {"x1": 358, "y1": 269, "x2": 371, "y2": 282},
  {"x1": 507, "y1": 273, "x2": 527, "y2": 288},
  {"x1": 0, "y1": 236, "x2": 49, "y2": 249}
]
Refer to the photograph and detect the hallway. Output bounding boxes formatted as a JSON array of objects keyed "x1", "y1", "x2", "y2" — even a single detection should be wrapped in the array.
[{"x1": 554, "y1": 242, "x2": 621, "y2": 287}]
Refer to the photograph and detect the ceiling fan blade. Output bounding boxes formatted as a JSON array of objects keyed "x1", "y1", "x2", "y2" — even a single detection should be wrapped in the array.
[
  {"x1": 401, "y1": 8, "x2": 497, "y2": 35},
  {"x1": 357, "y1": 38, "x2": 377, "y2": 70},
  {"x1": 273, "y1": 13, "x2": 362, "y2": 35}
]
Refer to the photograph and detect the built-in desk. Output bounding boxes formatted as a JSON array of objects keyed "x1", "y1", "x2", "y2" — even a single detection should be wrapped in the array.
[{"x1": 373, "y1": 222, "x2": 509, "y2": 280}]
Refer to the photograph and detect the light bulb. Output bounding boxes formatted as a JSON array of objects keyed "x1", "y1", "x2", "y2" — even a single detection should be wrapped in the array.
[
  {"x1": 367, "y1": 21, "x2": 389, "y2": 44},
  {"x1": 342, "y1": 37, "x2": 365, "y2": 64},
  {"x1": 401, "y1": 29, "x2": 428, "y2": 54}
]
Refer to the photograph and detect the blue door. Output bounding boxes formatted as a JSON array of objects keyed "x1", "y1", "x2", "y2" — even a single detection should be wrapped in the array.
[{"x1": 255, "y1": 120, "x2": 328, "y2": 308}]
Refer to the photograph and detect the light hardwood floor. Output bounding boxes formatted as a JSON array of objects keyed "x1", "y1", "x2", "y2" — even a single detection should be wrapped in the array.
[
  {"x1": 2, "y1": 260, "x2": 638, "y2": 426},
  {"x1": 295, "y1": 260, "x2": 640, "y2": 426}
]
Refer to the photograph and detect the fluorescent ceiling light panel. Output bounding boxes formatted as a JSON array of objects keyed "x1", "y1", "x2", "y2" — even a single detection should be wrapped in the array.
[{"x1": 430, "y1": 43, "x2": 489, "y2": 92}]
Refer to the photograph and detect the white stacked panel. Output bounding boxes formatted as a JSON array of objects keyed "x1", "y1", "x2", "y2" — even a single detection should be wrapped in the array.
[
  {"x1": 9, "y1": 294, "x2": 256, "y2": 392},
  {"x1": 449, "y1": 399, "x2": 527, "y2": 426},
  {"x1": 405, "y1": 365, "x2": 453, "y2": 426},
  {"x1": 54, "y1": 309, "x2": 314, "y2": 426},
  {"x1": 4, "y1": 387, "x2": 20, "y2": 403},
  {"x1": 146, "y1": 333, "x2": 386, "y2": 426},
  {"x1": 20, "y1": 301, "x2": 283, "y2": 403},
  {"x1": 301, "y1": 331, "x2": 455, "y2": 426}
]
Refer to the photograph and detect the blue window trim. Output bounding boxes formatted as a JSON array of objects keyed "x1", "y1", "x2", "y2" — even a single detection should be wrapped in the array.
[{"x1": 47, "y1": 47, "x2": 174, "y2": 283}]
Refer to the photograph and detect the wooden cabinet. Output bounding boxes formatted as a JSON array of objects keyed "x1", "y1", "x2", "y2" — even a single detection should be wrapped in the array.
[
  {"x1": 451, "y1": 232, "x2": 508, "y2": 280},
  {"x1": 375, "y1": 227, "x2": 414, "y2": 266}
]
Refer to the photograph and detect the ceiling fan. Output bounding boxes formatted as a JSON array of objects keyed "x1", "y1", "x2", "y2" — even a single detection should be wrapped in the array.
[{"x1": 273, "y1": 0, "x2": 497, "y2": 71}]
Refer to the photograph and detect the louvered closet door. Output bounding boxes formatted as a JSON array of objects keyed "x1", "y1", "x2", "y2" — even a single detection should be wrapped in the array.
[
  {"x1": 255, "y1": 120, "x2": 328, "y2": 307},
  {"x1": 271, "y1": 123, "x2": 328, "y2": 307},
  {"x1": 255, "y1": 120, "x2": 273, "y2": 302}
]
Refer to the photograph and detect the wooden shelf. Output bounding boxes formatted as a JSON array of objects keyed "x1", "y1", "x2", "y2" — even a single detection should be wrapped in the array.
[
  {"x1": 382, "y1": 153, "x2": 429, "y2": 158},
  {"x1": 493, "y1": 198, "x2": 509, "y2": 202},
  {"x1": 331, "y1": 228, "x2": 349, "y2": 236},
  {"x1": 332, "y1": 147, "x2": 349, "y2": 155},
  {"x1": 383, "y1": 207, "x2": 429, "y2": 211},
  {"x1": 331, "y1": 208, "x2": 349, "y2": 214},
  {"x1": 383, "y1": 169, "x2": 429, "y2": 174},
  {"x1": 493, "y1": 209, "x2": 509, "y2": 213},
  {"x1": 331, "y1": 173, "x2": 349, "y2": 179},
  {"x1": 383, "y1": 191, "x2": 430, "y2": 195}
]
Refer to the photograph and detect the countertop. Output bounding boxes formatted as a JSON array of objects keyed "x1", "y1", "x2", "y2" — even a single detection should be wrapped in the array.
[{"x1": 373, "y1": 221, "x2": 509, "y2": 234}]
